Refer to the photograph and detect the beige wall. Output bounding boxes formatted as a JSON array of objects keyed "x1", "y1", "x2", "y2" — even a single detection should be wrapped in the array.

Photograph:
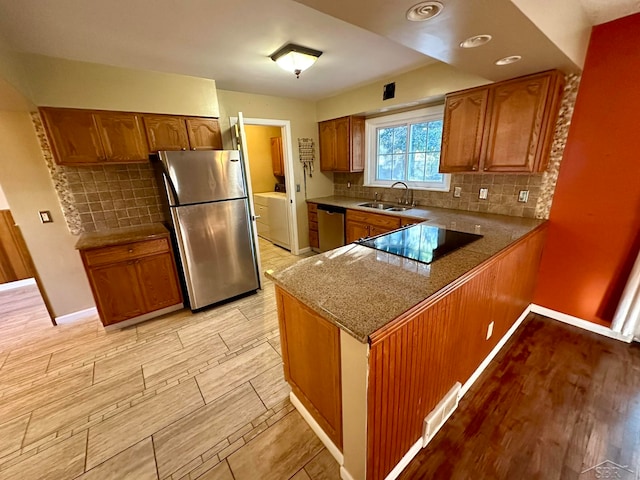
[
  {"x1": 0, "y1": 109, "x2": 94, "y2": 317},
  {"x1": 217, "y1": 89, "x2": 334, "y2": 249},
  {"x1": 245, "y1": 125, "x2": 281, "y2": 194},
  {"x1": 20, "y1": 53, "x2": 219, "y2": 116},
  {"x1": 316, "y1": 62, "x2": 490, "y2": 121}
]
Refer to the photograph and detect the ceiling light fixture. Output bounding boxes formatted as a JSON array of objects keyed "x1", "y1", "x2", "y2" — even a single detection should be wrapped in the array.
[
  {"x1": 495, "y1": 55, "x2": 522, "y2": 65},
  {"x1": 406, "y1": 1, "x2": 443, "y2": 22},
  {"x1": 270, "y1": 43, "x2": 322, "y2": 79},
  {"x1": 460, "y1": 34, "x2": 493, "y2": 49}
]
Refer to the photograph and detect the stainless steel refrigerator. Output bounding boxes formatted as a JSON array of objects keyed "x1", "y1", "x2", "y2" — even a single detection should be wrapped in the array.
[{"x1": 154, "y1": 150, "x2": 260, "y2": 310}]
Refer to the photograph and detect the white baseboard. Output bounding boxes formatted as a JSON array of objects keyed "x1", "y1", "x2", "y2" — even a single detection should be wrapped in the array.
[
  {"x1": 383, "y1": 439, "x2": 422, "y2": 480},
  {"x1": 460, "y1": 305, "x2": 531, "y2": 397},
  {"x1": 530, "y1": 304, "x2": 632, "y2": 343},
  {"x1": 104, "y1": 304, "x2": 184, "y2": 330},
  {"x1": 0, "y1": 278, "x2": 36, "y2": 292},
  {"x1": 290, "y1": 392, "x2": 344, "y2": 466},
  {"x1": 55, "y1": 307, "x2": 98, "y2": 324},
  {"x1": 297, "y1": 247, "x2": 311, "y2": 255}
]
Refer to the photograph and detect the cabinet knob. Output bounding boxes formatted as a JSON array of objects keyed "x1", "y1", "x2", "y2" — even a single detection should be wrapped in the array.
[
  {"x1": 472, "y1": 166, "x2": 477, "y2": 171},
  {"x1": 191, "y1": 148, "x2": 196, "y2": 151},
  {"x1": 128, "y1": 248, "x2": 134, "y2": 253},
  {"x1": 181, "y1": 148, "x2": 186, "y2": 151},
  {"x1": 483, "y1": 167, "x2": 488, "y2": 171}
]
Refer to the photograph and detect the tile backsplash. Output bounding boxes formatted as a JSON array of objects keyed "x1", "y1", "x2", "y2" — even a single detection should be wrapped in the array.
[
  {"x1": 334, "y1": 172, "x2": 543, "y2": 218},
  {"x1": 64, "y1": 164, "x2": 164, "y2": 232}
]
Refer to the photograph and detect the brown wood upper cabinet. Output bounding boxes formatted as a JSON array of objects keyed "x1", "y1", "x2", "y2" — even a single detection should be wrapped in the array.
[
  {"x1": 440, "y1": 70, "x2": 565, "y2": 174},
  {"x1": 271, "y1": 137, "x2": 285, "y2": 176},
  {"x1": 41, "y1": 108, "x2": 148, "y2": 165},
  {"x1": 145, "y1": 115, "x2": 223, "y2": 152},
  {"x1": 319, "y1": 115, "x2": 365, "y2": 172}
]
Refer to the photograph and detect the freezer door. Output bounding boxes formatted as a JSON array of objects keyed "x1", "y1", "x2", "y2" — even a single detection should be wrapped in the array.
[
  {"x1": 158, "y1": 150, "x2": 246, "y2": 205},
  {"x1": 171, "y1": 199, "x2": 259, "y2": 309}
]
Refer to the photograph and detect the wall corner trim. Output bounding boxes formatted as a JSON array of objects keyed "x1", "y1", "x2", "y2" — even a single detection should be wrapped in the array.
[
  {"x1": 55, "y1": 306, "x2": 97, "y2": 325},
  {"x1": 530, "y1": 304, "x2": 633, "y2": 343},
  {"x1": 340, "y1": 466, "x2": 357, "y2": 480}
]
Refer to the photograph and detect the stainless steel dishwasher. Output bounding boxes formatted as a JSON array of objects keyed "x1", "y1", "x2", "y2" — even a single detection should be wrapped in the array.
[{"x1": 317, "y1": 204, "x2": 346, "y2": 252}]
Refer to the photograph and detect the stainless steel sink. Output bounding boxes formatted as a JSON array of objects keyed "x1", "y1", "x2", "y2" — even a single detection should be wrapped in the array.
[
  {"x1": 358, "y1": 202, "x2": 396, "y2": 210},
  {"x1": 386, "y1": 207, "x2": 410, "y2": 212}
]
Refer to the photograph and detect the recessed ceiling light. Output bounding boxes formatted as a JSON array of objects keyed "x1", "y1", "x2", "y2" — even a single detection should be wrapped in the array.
[
  {"x1": 495, "y1": 55, "x2": 522, "y2": 66},
  {"x1": 460, "y1": 34, "x2": 492, "y2": 49},
  {"x1": 406, "y1": 1, "x2": 443, "y2": 22}
]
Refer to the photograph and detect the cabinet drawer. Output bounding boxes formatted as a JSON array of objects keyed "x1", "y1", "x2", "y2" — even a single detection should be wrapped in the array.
[
  {"x1": 309, "y1": 220, "x2": 318, "y2": 232},
  {"x1": 308, "y1": 211, "x2": 318, "y2": 224},
  {"x1": 307, "y1": 203, "x2": 318, "y2": 214},
  {"x1": 83, "y1": 238, "x2": 170, "y2": 267},
  {"x1": 347, "y1": 209, "x2": 401, "y2": 229}
]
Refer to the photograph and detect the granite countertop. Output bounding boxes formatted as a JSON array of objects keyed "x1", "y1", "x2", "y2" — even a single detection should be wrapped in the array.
[
  {"x1": 75, "y1": 224, "x2": 170, "y2": 250},
  {"x1": 267, "y1": 196, "x2": 545, "y2": 343}
]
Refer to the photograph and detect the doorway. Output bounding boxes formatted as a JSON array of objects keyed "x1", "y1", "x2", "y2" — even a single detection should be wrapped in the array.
[{"x1": 230, "y1": 117, "x2": 300, "y2": 255}]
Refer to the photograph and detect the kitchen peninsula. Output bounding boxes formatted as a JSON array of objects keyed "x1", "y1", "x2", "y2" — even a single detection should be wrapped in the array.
[{"x1": 267, "y1": 198, "x2": 547, "y2": 480}]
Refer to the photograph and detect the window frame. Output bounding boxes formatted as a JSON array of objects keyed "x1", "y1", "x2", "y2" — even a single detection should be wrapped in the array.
[{"x1": 364, "y1": 105, "x2": 450, "y2": 192}]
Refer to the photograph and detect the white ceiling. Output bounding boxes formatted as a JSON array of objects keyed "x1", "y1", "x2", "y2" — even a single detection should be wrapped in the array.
[
  {"x1": 0, "y1": 0, "x2": 637, "y2": 101},
  {"x1": 578, "y1": 0, "x2": 640, "y2": 24},
  {"x1": 0, "y1": 0, "x2": 433, "y2": 101}
]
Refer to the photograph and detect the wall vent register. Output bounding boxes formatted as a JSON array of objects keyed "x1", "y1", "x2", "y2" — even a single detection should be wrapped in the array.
[{"x1": 357, "y1": 224, "x2": 482, "y2": 264}]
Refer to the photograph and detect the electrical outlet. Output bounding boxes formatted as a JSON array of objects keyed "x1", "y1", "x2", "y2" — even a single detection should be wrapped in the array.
[
  {"x1": 453, "y1": 186, "x2": 462, "y2": 198},
  {"x1": 296, "y1": 184, "x2": 301, "y2": 193},
  {"x1": 479, "y1": 188, "x2": 488, "y2": 200},
  {"x1": 518, "y1": 190, "x2": 529, "y2": 203},
  {"x1": 39, "y1": 210, "x2": 53, "y2": 223},
  {"x1": 347, "y1": 181, "x2": 352, "y2": 189},
  {"x1": 486, "y1": 321, "x2": 494, "y2": 340}
]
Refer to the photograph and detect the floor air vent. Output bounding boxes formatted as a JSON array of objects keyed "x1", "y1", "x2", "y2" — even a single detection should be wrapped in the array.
[{"x1": 422, "y1": 382, "x2": 461, "y2": 447}]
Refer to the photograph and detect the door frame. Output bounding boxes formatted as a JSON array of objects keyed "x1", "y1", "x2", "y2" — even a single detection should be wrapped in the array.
[{"x1": 229, "y1": 117, "x2": 300, "y2": 255}]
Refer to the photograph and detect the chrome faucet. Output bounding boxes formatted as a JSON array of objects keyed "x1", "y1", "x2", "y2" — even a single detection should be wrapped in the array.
[
  {"x1": 391, "y1": 181, "x2": 412, "y2": 206},
  {"x1": 374, "y1": 192, "x2": 379, "y2": 203}
]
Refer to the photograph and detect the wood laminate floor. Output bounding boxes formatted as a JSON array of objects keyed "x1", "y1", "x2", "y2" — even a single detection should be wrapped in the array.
[
  {"x1": 2, "y1": 237, "x2": 639, "y2": 480},
  {"x1": 400, "y1": 315, "x2": 640, "y2": 480},
  {"x1": 0, "y1": 239, "x2": 340, "y2": 480}
]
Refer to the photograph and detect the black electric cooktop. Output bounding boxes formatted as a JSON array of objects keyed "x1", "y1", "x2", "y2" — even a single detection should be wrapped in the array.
[{"x1": 357, "y1": 224, "x2": 483, "y2": 265}]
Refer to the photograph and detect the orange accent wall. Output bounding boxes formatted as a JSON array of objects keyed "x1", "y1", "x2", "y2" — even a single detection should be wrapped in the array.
[{"x1": 534, "y1": 13, "x2": 640, "y2": 325}]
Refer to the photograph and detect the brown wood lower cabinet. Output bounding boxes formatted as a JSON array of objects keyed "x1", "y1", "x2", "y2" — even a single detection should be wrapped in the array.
[
  {"x1": 276, "y1": 287, "x2": 342, "y2": 450},
  {"x1": 346, "y1": 209, "x2": 401, "y2": 243},
  {"x1": 307, "y1": 202, "x2": 319, "y2": 250},
  {"x1": 80, "y1": 235, "x2": 182, "y2": 327}
]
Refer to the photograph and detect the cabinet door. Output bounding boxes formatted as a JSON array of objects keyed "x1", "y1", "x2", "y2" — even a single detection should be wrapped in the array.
[
  {"x1": 185, "y1": 117, "x2": 223, "y2": 150},
  {"x1": 94, "y1": 112, "x2": 148, "y2": 162},
  {"x1": 482, "y1": 74, "x2": 551, "y2": 172},
  {"x1": 334, "y1": 116, "x2": 351, "y2": 172},
  {"x1": 136, "y1": 253, "x2": 182, "y2": 312},
  {"x1": 439, "y1": 89, "x2": 488, "y2": 173},
  {"x1": 370, "y1": 225, "x2": 396, "y2": 237},
  {"x1": 346, "y1": 220, "x2": 369, "y2": 243},
  {"x1": 319, "y1": 120, "x2": 336, "y2": 171},
  {"x1": 277, "y1": 287, "x2": 343, "y2": 449},
  {"x1": 349, "y1": 116, "x2": 365, "y2": 172},
  {"x1": 144, "y1": 115, "x2": 189, "y2": 152},
  {"x1": 88, "y1": 262, "x2": 146, "y2": 325},
  {"x1": 40, "y1": 108, "x2": 104, "y2": 165},
  {"x1": 270, "y1": 137, "x2": 285, "y2": 176}
]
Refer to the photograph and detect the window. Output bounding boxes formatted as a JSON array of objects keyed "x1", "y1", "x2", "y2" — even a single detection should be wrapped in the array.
[{"x1": 365, "y1": 106, "x2": 450, "y2": 191}]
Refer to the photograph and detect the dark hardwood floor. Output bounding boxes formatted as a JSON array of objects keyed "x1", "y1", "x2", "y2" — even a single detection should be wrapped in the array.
[{"x1": 399, "y1": 314, "x2": 640, "y2": 480}]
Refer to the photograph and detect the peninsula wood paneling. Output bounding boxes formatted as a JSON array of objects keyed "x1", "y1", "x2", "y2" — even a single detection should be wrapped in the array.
[{"x1": 367, "y1": 226, "x2": 547, "y2": 480}]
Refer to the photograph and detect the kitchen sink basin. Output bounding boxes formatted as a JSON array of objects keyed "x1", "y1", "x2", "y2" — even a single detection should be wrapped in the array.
[
  {"x1": 359, "y1": 202, "x2": 396, "y2": 210},
  {"x1": 386, "y1": 207, "x2": 410, "y2": 212}
]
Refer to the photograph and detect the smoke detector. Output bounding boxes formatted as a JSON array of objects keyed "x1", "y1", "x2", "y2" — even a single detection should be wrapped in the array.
[{"x1": 406, "y1": 1, "x2": 444, "y2": 21}]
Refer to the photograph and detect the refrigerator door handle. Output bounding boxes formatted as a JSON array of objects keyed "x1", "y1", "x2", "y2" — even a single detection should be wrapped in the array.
[
  {"x1": 158, "y1": 161, "x2": 180, "y2": 206},
  {"x1": 252, "y1": 215, "x2": 261, "y2": 220}
]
